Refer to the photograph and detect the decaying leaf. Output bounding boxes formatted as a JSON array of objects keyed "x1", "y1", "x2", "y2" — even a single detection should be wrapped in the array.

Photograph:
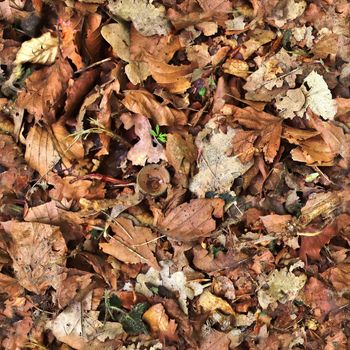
[
  {"x1": 0, "y1": 221, "x2": 67, "y2": 294},
  {"x1": 223, "y1": 58, "x2": 249, "y2": 78},
  {"x1": 158, "y1": 198, "x2": 224, "y2": 242},
  {"x1": 14, "y1": 32, "x2": 58, "y2": 65},
  {"x1": 189, "y1": 119, "x2": 252, "y2": 197},
  {"x1": 143, "y1": 303, "x2": 178, "y2": 341},
  {"x1": 99, "y1": 217, "x2": 160, "y2": 270},
  {"x1": 121, "y1": 113, "x2": 166, "y2": 166},
  {"x1": 276, "y1": 71, "x2": 337, "y2": 120},
  {"x1": 46, "y1": 294, "x2": 124, "y2": 349},
  {"x1": 135, "y1": 261, "x2": 204, "y2": 314},
  {"x1": 258, "y1": 264, "x2": 307, "y2": 310},
  {"x1": 107, "y1": 0, "x2": 170, "y2": 37}
]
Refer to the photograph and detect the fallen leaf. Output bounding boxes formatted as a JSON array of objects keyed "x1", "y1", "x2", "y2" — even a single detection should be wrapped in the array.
[
  {"x1": 258, "y1": 265, "x2": 307, "y2": 310},
  {"x1": 197, "y1": 289, "x2": 235, "y2": 315},
  {"x1": 189, "y1": 119, "x2": 252, "y2": 197},
  {"x1": 16, "y1": 58, "x2": 73, "y2": 124},
  {"x1": 0, "y1": 0, "x2": 26, "y2": 23},
  {"x1": 25, "y1": 125, "x2": 59, "y2": 176},
  {"x1": 142, "y1": 303, "x2": 178, "y2": 341},
  {"x1": 14, "y1": 32, "x2": 58, "y2": 65},
  {"x1": 123, "y1": 90, "x2": 187, "y2": 126},
  {"x1": 47, "y1": 294, "x2": 124, "y2": 350},
  {"x1": 121, "y1": 113, "x2": 167, "y2": 166},
  {"x1": 223, "y1": 58, "x2": 249, "y2": 78},
  {"x1": 158, "y1": 198, "x2": 224, "y2": 241},
  {"x1": 323, "y1": 263, "x2": 350, "y2": 294},
  {"x1": 101, "y1": 23, "x2": 150, "y2": 85},
  {"x1": 107, "y1": 0, "x2": 170, "y2": 37},
  {"x1": 146, "y1": 56, "x2": 195, "y2": 94},
  {"x1": 299, "y1": 214, "x2": 350, "y2": 262},
  {"x1": 0, "y1": 221, "x2": 67, "y2": 294},
  {"x1": 165, "y1": 133, "x2": 197, "y2": 177},
  {"x1": 99, "y1": 217, "x2": 160, "y2": 270},
  {"x1": 260, "y1": 214, "x2": 293, "y2": 234},
  {"x1": 275, "y1": 88, "x2": 306, "y2": 119},
  {"x1": 135, "y1": 261, "x2": 204, "y2": 314}
]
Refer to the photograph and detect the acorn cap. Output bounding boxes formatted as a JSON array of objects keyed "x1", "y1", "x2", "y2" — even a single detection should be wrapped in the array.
[{"x1": 136, "y1": 164, "x2": 170, "y2": 197}]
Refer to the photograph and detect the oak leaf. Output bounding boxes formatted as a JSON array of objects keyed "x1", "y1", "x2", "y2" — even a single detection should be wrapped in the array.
[
  {"x1": 123, "y1": 90, "x2": 187, "y2": 126},
  {"x1": 158, "y1": 198, "x2": 224, "y2": 241},
  {"x1": 16, "y1": 58, "x2": 73, "y2": 124},
  {"x1": 99, "y1": 217, "x2": 160, "y2": 270}
]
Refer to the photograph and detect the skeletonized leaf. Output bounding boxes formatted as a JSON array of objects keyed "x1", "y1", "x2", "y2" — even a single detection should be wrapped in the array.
[
  {"x1": 15, "y1": 32, "x2": 59, "y2": 65},
  {"x1": 107, "y1": 0, "x2": 170, "y2": 37}
]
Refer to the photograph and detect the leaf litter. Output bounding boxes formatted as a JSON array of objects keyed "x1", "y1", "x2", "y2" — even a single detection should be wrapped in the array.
[{"x1": 1, "y1": 0, "x2": 350, "y2": 349}]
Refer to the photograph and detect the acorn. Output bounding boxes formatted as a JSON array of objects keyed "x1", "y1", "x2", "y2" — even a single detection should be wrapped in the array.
[{"x1": 136, "y1": 164, "x2": 170, "y2": 197}]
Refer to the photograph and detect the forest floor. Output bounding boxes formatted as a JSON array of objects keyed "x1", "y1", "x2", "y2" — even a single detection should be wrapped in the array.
[{"x1": 1, "y1": 0, "x2": 350, "y2": 349}]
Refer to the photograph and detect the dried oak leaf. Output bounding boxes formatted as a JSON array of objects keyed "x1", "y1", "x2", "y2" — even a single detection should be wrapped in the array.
[
  {"x1": 121, "y1": 113, "x2": 166, "y2": 166},
  {"x1": 17, "y1": 58, "x2": 73, "y2": 124},
  {"x1": 107, "y1": 0, "x2": 170, "y2": 37},
  {"x1": 299, "y1": 214, "x2": 350, "y2": 262},
  {"x1": 0, "y1": 221, "x2": 67, "y2": 294},
  {"x1": 158, "y1": 198, "x2": 224, "y2": 242},
  {"x1": 189, "y1": 119, "x2": 252, "y2": 197},
  {"x1": 123, "y1": 90, "x2": 187, "y2": 126},
  {"x1": 142, "y1": 303, "x2": 178, "y2": 341},
  {"x1": 99, "y1": 217, "x2": 160, "y2": 270},
  {"x1": 14, "y1": 32, "x2": 58, "y2": 65}
]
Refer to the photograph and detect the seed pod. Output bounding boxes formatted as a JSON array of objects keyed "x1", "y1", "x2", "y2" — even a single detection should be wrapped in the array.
[{"x1": 136, "y1": 164, "x2": 170, "y2": 197}]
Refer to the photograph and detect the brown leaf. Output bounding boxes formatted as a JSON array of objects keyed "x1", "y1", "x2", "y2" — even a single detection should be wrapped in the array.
[
  {"x1": 158, "y1": 198, "x2": 224, "y2": 241},
  {"x1": 123, "y1": 90, "x2": 188, "y2": 126},
  {"x1": 0, "y1": 273, "x2": 24, "y2": 298},
  {"x1": 25, "y1": 125, "x2": 59, "y2": 176},
  {"x1": 199, "y1": 328, "x2": 230, "y2": 350},
  {"x1": 16, "y1": 58, "x2": 73, "y2": 124},
  {"x1": 0, "y1": 221, "x2": 67, "y2": 294},
  {"x1": 121, "y1": 114, "x2": 166, "y2": 166},
  {"x1": 142, "y1": 303, "x2": 178, "y2": 341},
  {"x1": 260, "y1": 214, "x2": 293, "y2": 234},
  {"x1": 0, "y1": 133, "x2": 24, "y2": 169},
  {"x1": 165, "y1": 133, "x2": 197, "y2": 176},
  {"x1": 232, "y1": 129, "x2": 258, "y2": 163},
  {"x1": 99, "y1": 217, "x2": 160, "y2": 270},
  {"x1": 0, "y1": 0, "x2": 26, "y2": 23},
  {"x1": 323, "y1": 263, "x2": 350, "y2": 294},
  {"x1": 145, "y1": 56, "x2": 195, "y2": 94},
  {"x1": 299, "y1": 214, "x2": 350, "y2": 261},
  {"x1": 312, "y1": 33, "x2": 339, "y2": 59},
  {"x1": 82, "y1": 13, "x2": 103, "y2": 63},
  {"x1": 230, "y1": 106, "x2": 282, "y2": 163}
]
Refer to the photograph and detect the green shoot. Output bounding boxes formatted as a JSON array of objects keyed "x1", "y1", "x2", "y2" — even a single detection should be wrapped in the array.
[{"x1": 151, "y1": 124, "x2": 167, "y2": 143}]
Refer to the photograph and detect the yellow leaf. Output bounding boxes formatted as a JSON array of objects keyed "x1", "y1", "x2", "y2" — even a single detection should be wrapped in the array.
[
  {"x1": 15, "y1": 32, "x2": 58, "y2": 65},
  {"x1": 197, "y1": 289, "x2": 235, "y2": 315}
]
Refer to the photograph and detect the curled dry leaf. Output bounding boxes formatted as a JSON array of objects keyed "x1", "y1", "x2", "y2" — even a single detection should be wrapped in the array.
[
  {"x1": 189, "y1": 119, "x2": 252, "y2": 197},
  {"x1": 99, "y1": 217, "x2": 160, "y2": 270},
  {"x1": 16, "y1": 58, "x2": 73, "y2": 124},
  {"x1": 196, "y1": 289, "x2": 235, "y2": 315},
  {"x1": 158, "y1": 198, "x2": 224, "y2": 242},
  {"x1": 0, "y1": 221, "x2": 67, "y2": 294},
  {"x1": 107, "y1": 0, "x2": 170, "y2": 37},
  {"x1": 142, "y1": 303, "x2": 178, "y2": 341},
  {"x1": 14, "y1": 32, "x2": 58, "y2": 65},
  {"x1": 123, "y1": 90, "x2": 187, "y2": 126},
  {"x1": 121, "y1": 113, "x2": 167, "y2": 166},
  {"x1": 323, "y1": 263, "x2": 350, "y2": 294}
]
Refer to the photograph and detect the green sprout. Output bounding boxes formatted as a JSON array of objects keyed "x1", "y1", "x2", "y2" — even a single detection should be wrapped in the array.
[
  {"x1": 198, "y1": 86, "x2": 206, "y2": 97},
  {"x1": 151, "y1": 124, "x2": 167, "y2": 143}
]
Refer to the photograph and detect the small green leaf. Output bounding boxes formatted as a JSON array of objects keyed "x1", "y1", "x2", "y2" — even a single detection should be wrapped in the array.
[
  {"x1": 198, "y1": 86, "x2": 206, "y2": 97},
  {"x1": 155, "y1": 124, "x2": 160, "y2": 134},
  {"x1": 119, "y1": 302, "x2": 149, "y2": 334},
  {"x1": 305, "y1": 172, "x2": 319, "y2": 183},
  {"x1": 150, "y1": 129, "x2": 157, "y2": 137}
]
